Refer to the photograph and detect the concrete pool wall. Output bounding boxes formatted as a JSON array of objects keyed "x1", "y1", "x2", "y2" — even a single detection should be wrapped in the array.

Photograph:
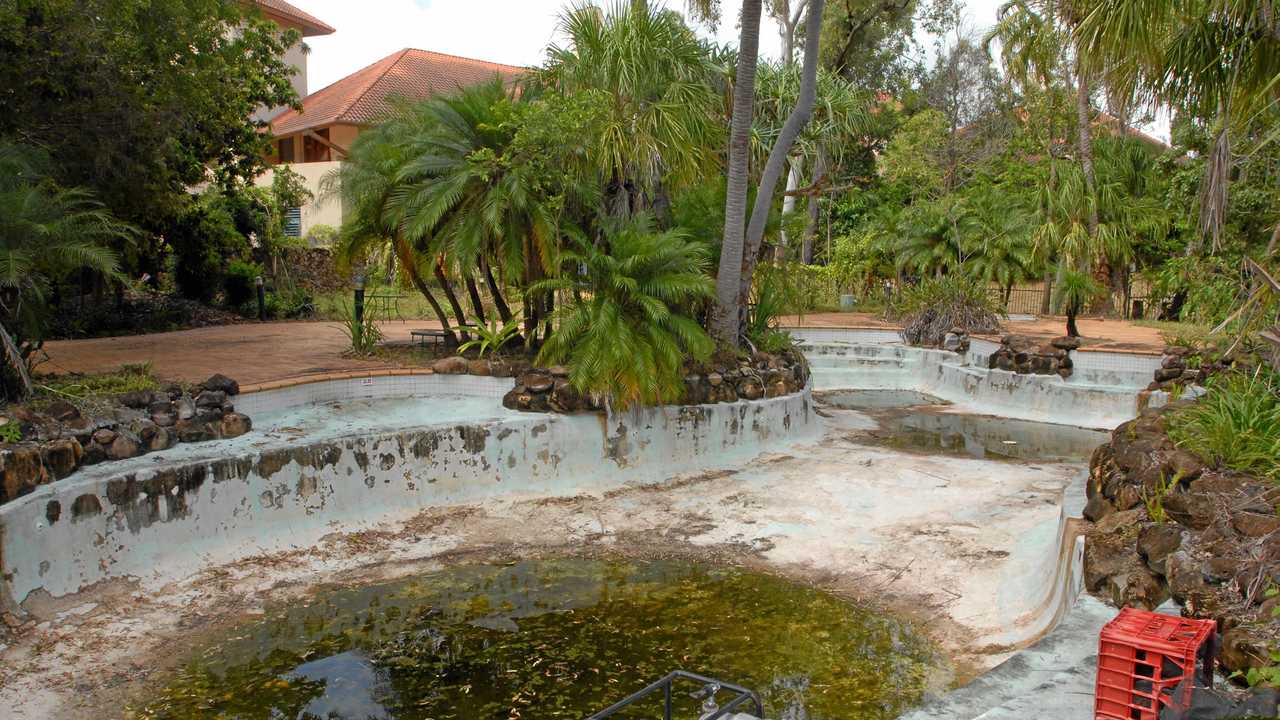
[
  {"x1": 0, "y1": 377, "x2": 817, "y2": 609},
  {"x1": 791, "y1": 329, "x2": 1163, "y2": 428}
]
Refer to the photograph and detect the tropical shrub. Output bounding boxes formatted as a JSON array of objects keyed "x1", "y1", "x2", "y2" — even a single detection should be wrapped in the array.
[
  {"x1": 891, "y1": 275, "x2": 1004, "y2": 347},
  {"x1": 1168, "y1": 368, "x2": 1280, "y2": 483},
  {"x1": 535, "y1": 216, "x2": 715, "y2": 408},
  {"x1": 459, "y1": 319, "x2": 522, "y2": 359},
  {"x1": 1055, "y1": 269, "x2": 1104, "y2": 338},
  {"x1": 224, "y1": 260, "x2": 262, "y2": 308},
  {"x1": 166, "y1": 192, "x2": 250, "y2": 303},
  {"x1": 0, "y1": 143, "x2": 131, "y2": 399}
]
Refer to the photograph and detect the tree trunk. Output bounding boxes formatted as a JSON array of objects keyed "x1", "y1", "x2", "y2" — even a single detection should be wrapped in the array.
[
  {"x1": 394, "y1": 238, "x2": 457, "y2": 344},
  {"x1": 1040, "y1": 270, "x2": 1053, "y2": 315},
  {"x1": 801, "y1": 147, "x2": 827, "y2": 265},
  {"x1": 739, "y1": 0, "x2": 826, "y2": 311},
  {"x1": 482, "y1": 258, "x2": 513, "y2": 324},
  {"x1": 433, "y1": 260, "x2": 470, "y2": 340},
  {"x1": 778, "y1": 159, "x2": 802, "y2": 261},
  {"x1": 712, "y1": 0, "x2": 764, "y2": 345},
  {"x1": 1076, "y1": 59, "x2": 1111, "y2": 315},
  {"x1": 1066, "y1": 305, "x2": 1080, "y2": 338},
  {"x1": 464, "y1": 276, "x2": 488, "y2": 326}
]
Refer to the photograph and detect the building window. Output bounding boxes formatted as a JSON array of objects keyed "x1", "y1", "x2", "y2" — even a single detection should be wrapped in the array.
[
  {"x1": 277, "y1": 137, "x2": 296, "y2": 163},
  {"x1": 284, "y1": 207, "x2": 302, "y2": 238}
]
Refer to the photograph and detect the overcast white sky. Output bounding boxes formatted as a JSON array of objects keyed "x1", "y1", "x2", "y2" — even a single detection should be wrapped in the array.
[
  {"x1": 298, "y1": 0, "x2": 1168, "y2": 140},
  {"x1": 302, "y1": 0, "x2": 1006, "y2": 88}
]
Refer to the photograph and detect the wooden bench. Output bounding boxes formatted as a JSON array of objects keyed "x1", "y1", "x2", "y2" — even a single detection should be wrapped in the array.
[{"x1": 410, "y1": 329, "x2": 453, "y2": 348}]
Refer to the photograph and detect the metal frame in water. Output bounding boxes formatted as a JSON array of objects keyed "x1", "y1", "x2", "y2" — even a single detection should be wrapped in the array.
[{"x1": 587, "y1": 670, "x2": 764, "y2": 720}]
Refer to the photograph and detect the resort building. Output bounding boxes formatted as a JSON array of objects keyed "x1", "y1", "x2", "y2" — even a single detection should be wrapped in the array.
[
  {"x1": 259, "y1": 48, "x2": 525, "y2": 239},
  {"x1": 247, "y1": 0, "x2": 336, "y2": 123}
]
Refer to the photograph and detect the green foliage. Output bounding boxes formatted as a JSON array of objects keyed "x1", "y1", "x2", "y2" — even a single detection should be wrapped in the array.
[
  {"x1": 336, "y1": 302, "x2": 383, "y2": 356},
  {"x1": 0, "y1": 420, "x2": 20, "y2": 444},
  {"x1": 0, "y1": 0, "x2": 301, "y2": 241},
  {"x1": 1168, "y1": 368, "x2": 1280, "y2": 483},
  {"x1": 1142, "y1": 471, "x2": 1179, "y2": 525},
  {"x1": 891, "y1": 275, "x2": 1004, "y2": 347},
  {"x1": 538, "y1": 0, "x2": 722, "y2": 209},
  {"x1": 535, "y1": 216, "x2": 715, "y2": 409},
  {"x1": 223, "y1": 260, "x2": 262, "y2": 309},
  {"x1": 0, "y1": 143, "x2": 131, "y2": 397},
  {"x1": 458, "y1": 319, "x2": 522, "y2": 359},
  {"x1": 36, "y1": 363, "x2": 159, "y2": 403},
  {"x1": 878, "y1": 110, "x2": 950, "y2": 201},
  {"x1": 303, "y1": 225, "x2": 340, "y2": 248},
  {"x1": 165, "y1": 192, "x2": 251, "y2": 303}
]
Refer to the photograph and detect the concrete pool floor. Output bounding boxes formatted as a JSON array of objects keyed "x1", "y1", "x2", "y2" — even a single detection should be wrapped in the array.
[{"x1": 0, "y1": 401, "x2": 1089, "y2": 719}]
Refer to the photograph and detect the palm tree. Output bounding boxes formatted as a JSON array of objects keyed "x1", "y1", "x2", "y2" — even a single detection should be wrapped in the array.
[
  {"x1": 1057, "y1": 268, "x2": 1103, "y2": 337},
  {"x1": 325, "y1": 112, "x2": 461, "y2": 344},
  {"x1": 693, "y1": 0, "x2": 765, "y2": 344},
  {"x1": 536, "y1": 214, "x2": 715, "y2": 409},
  {"x1": 0, "y1": 143, "x2": 131, "y2": 399},
  {"x1": 1076, "y1": 0, "x2": 1280, "y2": 250},
  {"x1": 392, "y1": 81, "x2": 578, "y2": 342},
  {"x1": 539, "y1": 0, "x2": 722, "y2": 216}
]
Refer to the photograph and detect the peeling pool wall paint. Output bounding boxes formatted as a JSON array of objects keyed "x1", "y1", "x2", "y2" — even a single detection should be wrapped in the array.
[
  {"x1": 795, "y1": 336, "x2": 1162, "y2": 429},
  {"x1": 0, "y1": 390, "x2": 817, "y2": 607}
]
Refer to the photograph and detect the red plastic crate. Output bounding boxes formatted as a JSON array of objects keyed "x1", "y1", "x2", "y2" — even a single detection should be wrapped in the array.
[{"x1": 1095, "y1": 608, "x2": 1217, "y2": 720}]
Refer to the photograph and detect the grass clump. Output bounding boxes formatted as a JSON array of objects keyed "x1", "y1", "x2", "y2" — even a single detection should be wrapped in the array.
[
  {"x1": 36, "y1": 362, "x2": 159, "y2": 401},
  {"x1": 890, "y1": 276, "x2": 1004, "y2": 347},
  {"x1": 1167, "y1": 367, "x2": 1280, "y2": 482}
]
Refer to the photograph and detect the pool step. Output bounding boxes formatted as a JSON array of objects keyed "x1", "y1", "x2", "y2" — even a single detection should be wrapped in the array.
[{"x1": 897, "y1": 594, "x2": 1111, "y2": 720}]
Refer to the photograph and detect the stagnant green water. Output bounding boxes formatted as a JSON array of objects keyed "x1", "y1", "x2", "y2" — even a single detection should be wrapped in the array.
[{"x1": 130, "y1": 559, "x2": 939, "y2": 720}]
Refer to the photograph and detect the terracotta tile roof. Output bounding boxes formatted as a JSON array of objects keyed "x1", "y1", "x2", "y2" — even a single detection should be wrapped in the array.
[
  {"x1": 251, "y1": 0, "x2": 335, "y2": 37},
  {"x1": 270, "y1": 49, "x2": 526, "y2": 138}
]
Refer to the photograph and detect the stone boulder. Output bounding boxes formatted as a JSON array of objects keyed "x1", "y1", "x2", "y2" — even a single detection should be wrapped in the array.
[
  {"x1": 39, "y1": 438, "x2": 83, "y2": 480},
  {"x1": 432, "y1": 356, "x2": 469, "y2": 375},
  {"x1": 220, "y1": 413, "x2": 252, "y2": 439},
  {"x1": 1, "y1": 444, "x2": 49, "y2": 502},
  {"x1": 202, "y1": 373, "x2": 240, "y2": 396}
]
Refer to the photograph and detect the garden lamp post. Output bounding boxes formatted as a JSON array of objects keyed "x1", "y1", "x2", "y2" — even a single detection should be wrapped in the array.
[
  {"x1": 354, "y1": 273, "x2": 366, "y2": 325},
  {"x1": 255, "y1": 276, "x2": 266, "y2": 321}
]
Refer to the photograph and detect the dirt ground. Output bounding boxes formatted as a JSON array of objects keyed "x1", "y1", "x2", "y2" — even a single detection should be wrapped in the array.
[{"x1": 38, "y1": 313, "x2": 1165, "y2": 388}]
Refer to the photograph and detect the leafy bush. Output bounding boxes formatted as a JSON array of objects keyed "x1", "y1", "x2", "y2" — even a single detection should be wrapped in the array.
[
  {"x1": 1168, "y1": 368, "x2": 1280, "y2": 482},
  {"x1": 336, "y1": 301, "x2": 382, "y2": 356},
  {"x1": 35, "y1": 363, "x2": 159, "y2": 404},
  {"x1": 536, "y1": 216, "x2": 715, "y2": 409},
  {"x1": 224, "y1": 260, "x2": 262, "y2": 308},
  {"x1": 304, "y1": 224, "x2": 339, "y2": 248},
  {"x1": 166, "y1": 193, "x2": 250, "y2": 303},
  {"x1": 890, "y1": 276, "x2": 1004, "y2": 347},
  {"x1": 459, "y1": 319, "x2": 521, "y2": 358}
]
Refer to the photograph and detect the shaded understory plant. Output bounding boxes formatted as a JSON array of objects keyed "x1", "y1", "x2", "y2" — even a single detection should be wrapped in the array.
[
  {"x1": 890, "y1": 276, "x2": 1004, "y2": 347},
  {"x1": 535, "y1": 216, "x2": 715, "y2": 409},
  {"x1": 1167, "y1": 368, "x2": 1280, "y2": 482},
  {"x1": 458, "y1": 319, "x2": 522, "y2": 358},
  {"x1": 337, "y1": 301, "x2": 383, "y2": 356},
  {"x1": 1054, "y1": 269, "x2": 1104, "y2": 338}
]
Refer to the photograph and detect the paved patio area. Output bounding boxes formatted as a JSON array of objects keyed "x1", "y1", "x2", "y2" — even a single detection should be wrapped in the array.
[{"x1": 37, "y1": 313, "x2": 1167, "y2": 387}]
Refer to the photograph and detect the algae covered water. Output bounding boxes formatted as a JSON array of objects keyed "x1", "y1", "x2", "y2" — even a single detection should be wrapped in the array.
[{"x1": 130, "y1": 559, "x2": 938, "y2": 719}]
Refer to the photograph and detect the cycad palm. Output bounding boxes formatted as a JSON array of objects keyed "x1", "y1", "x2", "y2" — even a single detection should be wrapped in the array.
[
  {"x1": 0, "y1": 143, "x2": 131, "y2": 397},
  {"x1": 535, "y1": 215, "x2": 715, "y2": 409},
  {"x1": 393, "y1": 80, "x2": 566, "y2": 332}
]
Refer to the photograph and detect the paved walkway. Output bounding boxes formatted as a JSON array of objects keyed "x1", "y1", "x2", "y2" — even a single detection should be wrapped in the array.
[{"x1": 39, "y1": 314, "x2": 1167, "y2": 386}]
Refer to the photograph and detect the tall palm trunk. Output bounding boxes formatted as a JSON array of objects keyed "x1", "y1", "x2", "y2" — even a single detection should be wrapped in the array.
[
  {"x1": 801, "y1": 147, "x2": 827, "y2": 265},
  {"x1": 394, "y1": 237, "x2": 457, "y2": 344},
  {"x1": 433, "y1": 260, "x2": 470, "y2": 340},
  {"x1": 482, "y1": 258, "x2": 513, "y2": 323},
  {"x1": 739, "y1": 0, "x2": 826, "y2": 310},
  {"x1": 712, "y1": 0, "x2": 763, "y2": 345},
  {"x1": 464, "y1": 276, "x2": 488, "y2": 326},
  {"x1": 1075, "y1": 59, "x2": 1112, "y2": 314}
]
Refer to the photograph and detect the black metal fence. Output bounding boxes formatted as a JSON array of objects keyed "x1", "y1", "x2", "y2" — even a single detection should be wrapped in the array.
[{"x1": 987, "y1": 285, "x2": 1154, "y2": 320}]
